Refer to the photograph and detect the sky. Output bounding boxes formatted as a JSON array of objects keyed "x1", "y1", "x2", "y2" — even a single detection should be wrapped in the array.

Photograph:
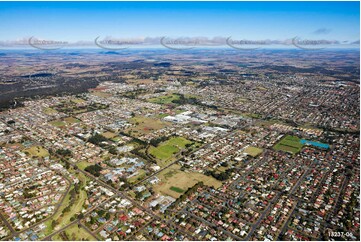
[{"x1": 0, "y1": 1, "x2": 359, "y2": 44}]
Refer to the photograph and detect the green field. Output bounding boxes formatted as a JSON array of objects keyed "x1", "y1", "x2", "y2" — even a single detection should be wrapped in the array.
[
  {"x1": 244, "y1": 146, "x2": 263, "y2": 157},
  {"x1": 170, "y1": 186, "x2": 184, "y2": 193},
  {"x1": 149, "y1": 137, "x2": 193, "y2": 166},
  {"x1": 148, "y1": 93, "x2": 180, "y2": 104},
  {"x1": 273, "y1": 135, "x2": 303, "y2": 155}
]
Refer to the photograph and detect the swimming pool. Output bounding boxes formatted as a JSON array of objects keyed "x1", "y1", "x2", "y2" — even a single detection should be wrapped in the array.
[{"x1": 300, "y1": 139, "x2": 330, "y2": 149}]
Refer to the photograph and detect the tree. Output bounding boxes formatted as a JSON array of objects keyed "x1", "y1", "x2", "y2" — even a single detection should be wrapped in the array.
[
  {"x1": 56, "y1": 149, "x2": 72, "y2": 156},
  {"x1": 88, "y1": 133, "x2": 108, "y2": 145},
  {"x1": 85, "y1": 165, "x2": 103, "y2": 177}
]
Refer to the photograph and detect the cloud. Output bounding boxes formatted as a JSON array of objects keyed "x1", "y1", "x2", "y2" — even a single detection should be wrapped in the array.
[
  {"x1": 0, "y1": 36, "x2": 358, "y2": 49},
  {"x1": 312, "y1": 28, "x2": 332, "y2": 35}
]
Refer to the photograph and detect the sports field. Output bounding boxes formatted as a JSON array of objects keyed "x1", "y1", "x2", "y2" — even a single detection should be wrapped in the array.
[
  {"x1": 102, "y1": 131, "x2": 117, "y2": 139},
  {"x1": 49, "y1": 117, "x2": 80, "y2": 127},
  {"x1": 64, "y1": 117, "x2": 81, "y2": 124},
  {"x1": 244, "y1": 146, "x2": 263, "y2": 157},
  {"x1": 148, "y1": 136, "x2": 193, "y2": 166},
  {"x1": 273, "y1": 135, "x2": 303, "y2": 155}
]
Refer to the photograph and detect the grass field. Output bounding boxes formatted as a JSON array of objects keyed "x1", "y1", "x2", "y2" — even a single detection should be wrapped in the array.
[
  {"x1": 148, "y1": 137, "x2": 193, "y2": 167},
  {"x1": 43, "y1": 107, "x2": 58, "y2": 114},
  {"x1": 23, "y1": 146, "x2": 49, "y2": 157},
  {"x1": 71, "y1": 98, "x2": 85, "y2": 104},
  {"x1": 76, "y1": 160, "x2": 92, "y2": 170},
  {"x1": 128, "y1": 169, "x2": 147, "y2": 183},
  {"x1": 148, "y1": 93, "x2": 180, "y2": 104},
  {"x1": 244, "y1": 146, "x2": 263, "y2": 157},
  {"x1": 44, "y1": 172, "x2": 89, "y2": 236},
  {"x1": 153, "y1": 164, "x2": 222, "y2": 198},
  {"x1": 126, "y1": 116, "x2": 170, "y2": 137},
  {"x1": 273, "y1": 135, "x2": 303, "y2": 155},
  {"x1": 158, "y1": 113, "x2": 169, "y2": 118}
]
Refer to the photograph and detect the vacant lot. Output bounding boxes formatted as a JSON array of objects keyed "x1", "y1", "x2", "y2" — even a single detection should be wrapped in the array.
[
  {"x1": 273, "y1": 135, "x2": 303, "y2": 154},
  {"x1": 126, "y1": 116, "x2": 170, "y2": 137},
  {"x1": 153, "y1": 164, "x2": 222, "y2": 198},
  {"x1": 23, "y1": 146, "x2": 49, "y2": 157},
  {"x1": 244, "y1": 146, "x2": 263, "y2": 157},
  {"x1": 50, "y1": 117, "x2": 80, "y2": 127}
]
